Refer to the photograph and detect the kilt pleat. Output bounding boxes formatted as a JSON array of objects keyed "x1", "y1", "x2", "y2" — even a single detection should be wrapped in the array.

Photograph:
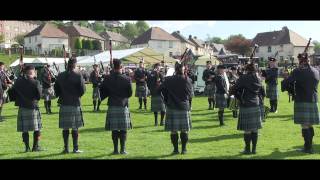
[
  {"x1": 135, "y1": 85, "x2": 148, "y2": 98},
  {"x1": 237, "y1": 106, "x2": 262, "y2": 131},
  {"x1": 59, "y1": 106, "x2": 84, "y2": 129},
  {"x1": 92, "y1": 87, "x2": 101, "y2": 100},
  {"x1": 151, "y1": 95, "x2": 166, "y2": 112},
  {"x1": 17, "y1": 108, "x2": 42, "y2": 132},
  {"x1": 294, "y1": 102, "x2": 320, "y2": 125},
  {"x1": 204, "y1": 84, "x2": 215, "y2": 98},
  {"x1": 165, "y1": 108, "x2": 192, "y2": 132},
  {"x1": 105, "y1": 106, "x2": 132, "y2": 131},
  {"x1": 266, "y1": 84, "x2": 278, "y2": 100},
  {"x1": 215, "y1": 93, "x2": 228, "y2": 108}
]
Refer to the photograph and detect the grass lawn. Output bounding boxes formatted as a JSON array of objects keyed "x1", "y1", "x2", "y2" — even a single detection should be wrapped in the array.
[
  {"x1": 0, "y1": 83, "x2": 319, "y2": 160},
  {"x1": 0, "y1": 53, "x2": 37, "y2": 65}
]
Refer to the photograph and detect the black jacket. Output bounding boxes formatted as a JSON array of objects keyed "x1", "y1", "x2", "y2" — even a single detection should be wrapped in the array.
[
  {"x1": 147, "y1": 70, "x2": 164, "y2": 96},
  {"x1": 264, "y1": 68, "x2": 279, "y2": 85},
  {"x1": 160, "y1": 74, "x2": 192, "y2": 110},
  {"x1": 134, "y1": 68, "x2": 148, "y2": 86},
  {"x1": 54, "y1": 71, "x2": 86, "y2": 106},
  {"x1": 41, "y1": 69, "x2": 53, "y2": 89},
  {"x1": 0, "y1": 71, "x2": 8, "y2": 92},
  {"x1": 202, "y1": 68, "x2": 216, "y2": 85},
  {"x1": 100, "y1": 72, "x2": 132, "y2": 107},
  {"x1": 283, "y1": 66, "x2": 319, "y2": 103},
  {"x1": 234, "y1": 72, "x2": 263, "y2": 107},
  {"x1": 12, "y1": 76, "x2": 42, "y2": 109},
  {"x1": 214, "y1": 74, "x2": 227, "y2": 94},
  {"x1": 89, "y1": 71, "x2": 102, "y2": 88}
]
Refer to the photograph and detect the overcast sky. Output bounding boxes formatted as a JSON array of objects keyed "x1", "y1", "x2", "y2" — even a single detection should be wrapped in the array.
[{"x1": 120, "y1": 21, "x2": 320, "y2": 41}]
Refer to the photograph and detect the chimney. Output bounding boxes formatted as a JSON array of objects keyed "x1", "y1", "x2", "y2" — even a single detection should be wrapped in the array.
[
  {"x1": 282, "y1": 26, "x2": 288, "y2": 31},
  {"x1": 194, "y1": 36, "x2": 197, "y2": 39},
  {"x1": 177, "y1": 31, "x2": 180, "y2": 34},
  {"x1": 189, "y1": 35, "x2": 192, "y2": 39}
]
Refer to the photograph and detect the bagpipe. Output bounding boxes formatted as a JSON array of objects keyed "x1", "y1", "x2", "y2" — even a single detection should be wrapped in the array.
[
  {"x1": 281, "y1": 38, "x2": 312, "y2": 102},
  {"x1": 44, "y1": 51, "x2": 58, "y2": 83}
]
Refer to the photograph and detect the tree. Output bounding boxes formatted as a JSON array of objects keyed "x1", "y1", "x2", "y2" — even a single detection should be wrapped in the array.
[
  {"x1": 75, "y1": 38, "x2": 82, "y2": 49},
  {"x1": 82, "y1": 39, "x2": 89, "y2": 49},
  {"x1": 121, "y1": 22, "x2": 139, "y2": 41},
  {"x1": 0, "y1": 34, "x2": 4, "y2": 44},
  {"x1": 13, "y1": 34, "x2": 25, "y2": 45},
  {"x1": 88, "y1": 40, "x2": 94, "y2": 50},
  {"x1": 313, "y1": 40, "x2": 320, "y2": 54},
  {"x1": 50, "y1": 21, "x2": 65, "y2": 28},
  {"x1": 206, "y1": 35, "x2": 224, "y2": 44},
  {"x1": 135, "y1": 21, "x2": 149, "y2": 35},
  {"x1": 78, "y1": 21, "x2": 89, "y2": 27},
  {"x1": 92, "y1": 40, "x2": 102, "y2": 50},
  {"x1": 93, "y1": 21, "x2": 106, "y2": 33},
  {"x1": 224, "y1": 34, "x2": 252, "y2": 56}
]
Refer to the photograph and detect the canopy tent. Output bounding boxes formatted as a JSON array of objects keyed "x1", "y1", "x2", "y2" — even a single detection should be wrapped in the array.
[
  {"x1": 194, "y1": 55, "x2": 220, "y2": 66},
  {"x1": 77, "y1": 47, "x2": 177, "y2": 66},
  {"x1": 9, "y1": 56, "x2": 90, "y2": 67}
]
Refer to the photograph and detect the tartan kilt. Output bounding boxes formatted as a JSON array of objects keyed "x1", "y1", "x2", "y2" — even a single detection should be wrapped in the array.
[
  {"x1": 266, "y1": 84, "x2": 278, "y2": 100},
  {"x1": 105, "y1": 106, "x2": 132, "y2": 131},
  {"x1": 204, "y1": 84, "x2": 215, "y2": 98},
  {"x1": 92, "y1": 87, "x2": 101, "y2": 100},
  {"x1": 42, "y1": 87, "x2": 56, "y2": 100},
  {"x1": 260, "y1": 104, "x2": 265, "y2": 121},
  {"x1": 294, "y1": 102, "x2": 320, "y2": 125},
  {"x1": 151, "y1": 95, "x2": 166, "y2": 112},
  {"x1": 135, "y1": 85, "x2": 148, "y2": 98},
  {"x1": 215, "y1": 93, "x2": 228, "y2": 109},
  {"x1": 229, "y1": 95, "x2": 239, "y2": 111},
  {"x1": 17, "y1": 108, "x2": 42, "y2": 132},
  {"x1": 237, "y1": 106, "x2": 262, "y2": 131},
  {"x1": 165, "y1": 108, "x2": 192, "y2": 132},
  {"x1": 59, "y1": 106, "x2": 84, "y2": 129}
]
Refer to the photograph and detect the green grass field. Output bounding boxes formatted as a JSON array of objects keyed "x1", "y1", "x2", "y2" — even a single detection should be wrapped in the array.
[
  {"x1": 0, "y1": 53, "x2": 37, "y2": 65},
  {"x1": 0, "y1": 83, "x2": 319, "y2": 160}
]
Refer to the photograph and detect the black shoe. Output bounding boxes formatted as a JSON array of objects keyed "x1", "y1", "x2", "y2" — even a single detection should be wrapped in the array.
[
  {"x1": 73, "y1": 149, "x2": 83, "y2": 153},
  {"x1": 242, "y1": 133, "x2": 251, "y2": 155},
  {"x1": 120, "y1": 150, "x2": 128, "y2": 155},
  {"x1": 62, "y1": 148, "x2": 69, "y2": 154},
  {"x1": 32, "y1": 146, "x2": 43, "y2": 152},
  {"x1": 180, "y1": 132, "x2": 188, "y2": 155},
  {"x1": 241, "y1": 149, "x2": 251, "y2": 155},
  {"x1": 172, "y1": 150, "x2": 180, "y2": 155},
  {"x1": 251, "y1": 132, "x2": 258, "y2": 154},
  {"x1": 119, "y1": 131, "x2": 128, "y2": 155},
  {"x1": 25, "y1": 146, "x2": 31, "y2": 153},
  {"x1": 113, "y1": 150, "x2": 119, "y2": 155},
  {"x1": 160, "y1": 120, "x2": 164, "y2": 126}
]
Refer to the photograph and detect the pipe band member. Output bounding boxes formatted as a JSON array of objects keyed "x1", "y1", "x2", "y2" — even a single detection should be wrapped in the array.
[
  {"x1": 160, "y1": 61, "x2": 192, "y2": 155},
  {"x1": 147, "y1": 63, "x2": 166, "y2": 126},
  {"x1": 134, "y1": 60, "x2": 149, "y2": 110},
  {"x1": 234, "y1": 63, "x2": 263, "y2": 154},
  {"x1": 282, "y1": 53, "x2": 320, "y2": 154},
  {"x1": 214, "y1": 65, "x2": 228, "y2": 126},
  {"x1": 0, "y1": 62, "x2": 11, "y2": 122},
  {"x1": 202, "y1": 61, "x2": 216, "y2": 110},
  {"x1": 228, "y1": 66, "x2": 239, "y2": 118},
  {"x1": 264, "y1": 57, "x2": 279, "y2": 113},
  {"x1": 41, "y1": 64, "x2": 55, "y2": 114},
  {"x1": 12, "y1": 65, "x2": 43, "y2": 152},
  {"x1": 100, "y1": 59, "x2": 133, "y2": 155},
  {"x1": 187, "y1": 66, "x2": 196, "y2": 110},
  {"x1": 54, "y1": 57, "x2": 86, "y2": 154},
  {"x1": 89, "y1": 64, "x2": 103, "y2": 112}
]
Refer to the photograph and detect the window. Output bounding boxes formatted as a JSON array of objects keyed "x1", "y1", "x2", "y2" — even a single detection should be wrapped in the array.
[
  {"x1": 268, "y1": 46, "x2": 272, "y2": 52},
  {"x1": 169, "y1": 52, "x2": 173, "y2": 57},
  {"x1": 169, "y1": 41, "x2": 173, "y2": 48}
]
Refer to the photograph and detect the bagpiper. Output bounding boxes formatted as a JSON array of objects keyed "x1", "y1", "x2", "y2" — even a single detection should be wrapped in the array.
[
  {"x1": 214, "y1": 65, "x2": 229, "y2": 126},
  {"x1": 263, "y1": 57, "x2": 279, "y2": 113},
  {"x1": 10, "y1": 65, "x2": 43, "y2": 152},
  {"x1": 100, "y1": 59, "x2": 133, "y2": 155},
  {"x1": 232, "y1": 63, "x2": 263, "y2": 154},
  {"x1": 202, "y1": 61, "x2": 216, "y2": 110},
  {"x1": 282, "y1": 52, "x2": 320, "y2": 154},
  {"x1": 228, "y1": 66, "x2": 239, "y2": 118},
  {"x1": 54, "y1": 57, "x2": 86, "y2": 153},
  {"x1": 160, "y1": 61, "x2": 192, "y2": 154},
  {"x1": 147, "y1": 63, "x2": 166, "y2": 126},
  {"x1": 187, "y1": 65, "x2": 196, "y2": 110},
  {"x1": 89, "y1": 64, "x2": 103, "y2": 112},
  {"x1": 0, "y1": 62, "x2": 12, "y2": 122},
  {"x1": 41, "y1": 64, "x2": 55, "y2": 114},
  {"x1": 134, "y1": 60, "x2": 149, "y2": 110}
]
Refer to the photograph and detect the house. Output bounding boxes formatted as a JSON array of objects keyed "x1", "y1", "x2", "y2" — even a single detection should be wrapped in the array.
[
  {"x1": 60, "y1": 24, "x2": 105, "y2": 52},
  {"x1": 24, "y1": 23, "x2": 69, "y2": 55},
  {"x1": 0, "y1": 21, "x2": 39, "y2": 48},
  {"x1": 131, "y1": 27, "x2": 180, "y2": 57},
  {"x1": 188, "y1": 35, "x2": 207, "y2": 56},
  {"x1": 211, "y1": 43, "x2": 228, "y2": 56},
  {"x1": 251, "y1": 26, "x2": 314, "y2": 64},
  {"x1": 171, "y1": 31, "x2": 196, "y2": 57},
  {"x1": 102, "y1": 21, "x2": 123, "y2": 28},
  {"x1": 100, "y1": 31, "x2": 129, "y2": 49}
]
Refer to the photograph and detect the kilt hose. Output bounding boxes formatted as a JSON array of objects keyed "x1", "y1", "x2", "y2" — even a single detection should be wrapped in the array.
[
  {"x1": 105, "y1": 106, "x2": 132, "y2": 131},
  {"x1": 92, "y1": 87, "x2": 101, "y2": 101},
  {"x1": 59, "y1": 105, "x2": 84, "y2": 129},
  {"x1": 237, "y1": 106, "x2": 262, "y2": 131},
  {"x1": 266, "y1": 84, "x2": 278, "y2": 100},
  {"x1": 165, "y1": 108, "x2": 192, "y2": 132},
  {"x1": 215, "y1": 93, "x2": 228, "y2": 109},
  {"x1": 42, "y1": 87, "x2": 55, "y2": 101},
  {"x1": 17, "y1": 107, "x2": 42, "y2": 132},
  {"x1": 294, "y1": 102, "x2": 320, "y2": 125},
  {"x1": 151, "y1": 95, "x2": 166, "y2": 112},
  {"x1": 135, "y1": 85, "x2": 148, "y2": 98},
  {"x1": 204, "y1": 84, "x2": 215, "y2": 98}
]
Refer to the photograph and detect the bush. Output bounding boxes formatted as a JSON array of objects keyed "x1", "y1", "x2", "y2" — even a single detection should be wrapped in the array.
[
  {"x1": 92, "y1": 40, "x2": 102, "y2": 50},
  {"x1": 75, "y1": 38, "x2": 82, "y2": 49}
]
